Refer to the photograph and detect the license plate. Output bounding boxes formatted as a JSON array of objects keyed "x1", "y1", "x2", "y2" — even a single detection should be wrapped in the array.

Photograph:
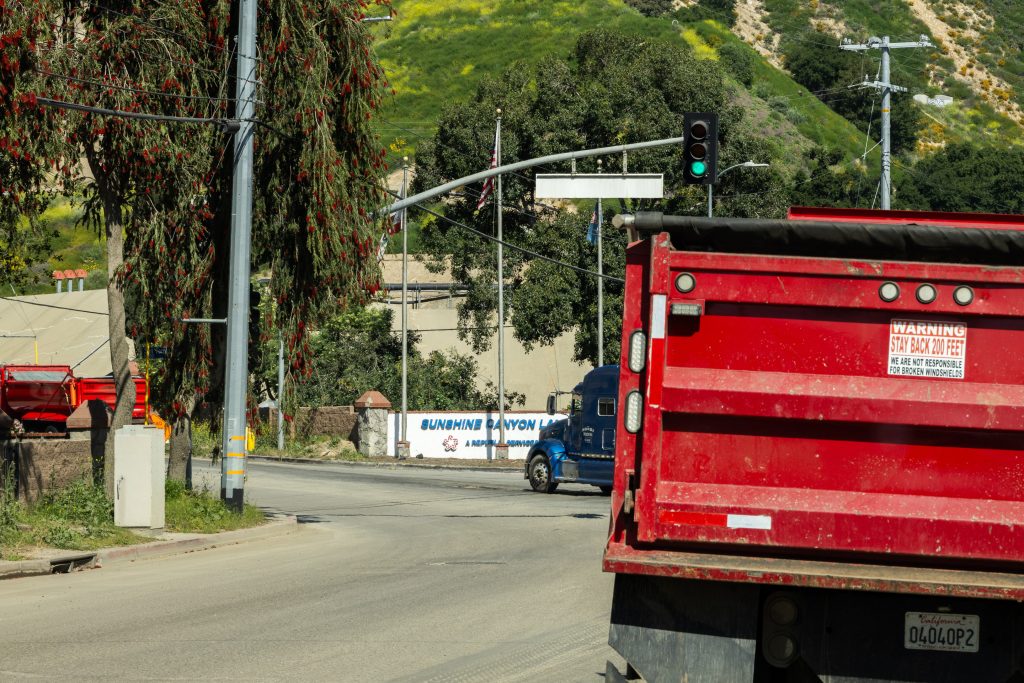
[{"x1": 904, "y1": 612, "x2": 979, "y2": 653}]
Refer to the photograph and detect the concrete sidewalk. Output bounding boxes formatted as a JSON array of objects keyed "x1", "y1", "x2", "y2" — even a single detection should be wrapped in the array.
[
  {"x1": 0, "y1": 514, "x2": 298, "y2": 580},
  {"x1": 247, "y1": 454, "x2": 524, "y2": 472}
]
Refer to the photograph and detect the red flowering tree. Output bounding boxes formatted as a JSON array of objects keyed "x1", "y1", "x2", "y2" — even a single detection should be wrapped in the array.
[{"x1": 2, "y1": 0, "x2": 392, "y2": 488}]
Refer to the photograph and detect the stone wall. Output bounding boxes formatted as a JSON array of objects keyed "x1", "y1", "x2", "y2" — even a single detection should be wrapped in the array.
[
  {"x1": 285, "y1": 406, "x2": 358, "y2": 441},
  {"x1": 16, "y1": 439, "x2": 95, "y2": 504}
]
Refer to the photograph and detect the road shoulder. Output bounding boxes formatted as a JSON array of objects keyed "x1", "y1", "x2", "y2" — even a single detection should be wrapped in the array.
[{"x1": 0, "y1": 514, "x2": 298, "y2": 580}]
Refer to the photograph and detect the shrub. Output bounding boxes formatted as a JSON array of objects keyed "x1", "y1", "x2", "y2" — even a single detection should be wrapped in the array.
[{"x1": 719, "y1": 42, "x2": 754, "y2": 86}]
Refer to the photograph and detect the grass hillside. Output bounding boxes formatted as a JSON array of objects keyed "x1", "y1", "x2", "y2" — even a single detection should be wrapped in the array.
[
  {"x1": 375, "y1": 0, "x2": 680, "y2": 155},
  {"x1": 375, "y1": 0, "x2": 871, "y2": 162},
  {"x1": 31, "y1": 1, "x2": 1024, "y2": 276}
]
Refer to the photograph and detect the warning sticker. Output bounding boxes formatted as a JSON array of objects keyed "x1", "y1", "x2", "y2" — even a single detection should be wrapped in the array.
[{"x1": 888, "y1": 319, "x2": 967, "y2": 379}]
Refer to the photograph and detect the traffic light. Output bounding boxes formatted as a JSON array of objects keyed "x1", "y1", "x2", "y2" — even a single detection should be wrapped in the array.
[{"x1": 683, "y1": 112, "x2": 719, "y2": 185}]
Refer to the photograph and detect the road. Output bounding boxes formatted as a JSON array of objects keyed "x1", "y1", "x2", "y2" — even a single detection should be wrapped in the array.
[{"x1": 0, "y1": 460, "x2": 624, "y2": 681}]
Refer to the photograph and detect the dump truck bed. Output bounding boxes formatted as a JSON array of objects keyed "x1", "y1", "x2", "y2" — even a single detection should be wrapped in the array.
[{"x1": 606, "y1": 210, "x2": 1024, "y2": 600}]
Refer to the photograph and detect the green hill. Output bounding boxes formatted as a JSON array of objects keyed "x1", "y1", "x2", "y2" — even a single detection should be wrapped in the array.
[{"x1": 375, "y1": 0, "x2": 872, "y2": 163}]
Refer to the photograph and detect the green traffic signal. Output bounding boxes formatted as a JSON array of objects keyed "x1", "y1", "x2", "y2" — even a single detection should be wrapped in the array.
[{"x1": 690, "y1": 160, "x2": 707, "y2": 177}]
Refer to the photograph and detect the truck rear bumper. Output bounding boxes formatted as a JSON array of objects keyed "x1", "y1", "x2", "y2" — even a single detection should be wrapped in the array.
[
  {"x1": 604, "y1": 543, "x2": 1024, "y2": 601},
  {"x1": 607, "y1": 572, "x2": 1024, "y2": 683}
]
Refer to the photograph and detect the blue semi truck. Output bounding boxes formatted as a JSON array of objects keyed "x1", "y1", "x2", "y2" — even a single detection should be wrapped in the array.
[{"x1": 524, "y1": 365, "x2": 618, "y2": 494}]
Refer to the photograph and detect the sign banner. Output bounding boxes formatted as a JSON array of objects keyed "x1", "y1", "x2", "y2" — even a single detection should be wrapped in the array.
[
  {"x1": 387, "y1": 411, "x2": 567, "y2": 460},
  {"x1": 888, "y1": 319, "x2": 967, "y2": 379}
]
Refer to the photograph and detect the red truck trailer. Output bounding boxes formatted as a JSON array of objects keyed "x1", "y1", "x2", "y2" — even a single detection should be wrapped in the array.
[
  {"x1": 75, "y1": 376, "x2": 149, "y2": 422},
  {"x1": 0, "y1": 365, "x2": 148, "y2": 433},
  {"x1": 0, "y1": 365, "x2": 74, "y2": 430},
  {"x1": 604, "y1": 208, "x2": 1024, "y2": 682}
]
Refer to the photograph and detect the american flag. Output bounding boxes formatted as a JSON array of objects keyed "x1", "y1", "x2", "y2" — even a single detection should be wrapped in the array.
[
  {"x1": 586, "y1": 207, "x2": 598, "y2": 245},
  {"x1": 476, "y1": 124, "x2": 499, "y2": 211}
]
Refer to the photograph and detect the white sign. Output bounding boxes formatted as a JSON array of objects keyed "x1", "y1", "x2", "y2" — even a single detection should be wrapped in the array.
[
  {"x1": 534, "y1": 173, "x2": 664, "y2": 199},
  {"x1": 887, "y1": 319, "x2": 967, "y2": 379},
  {"x1": 387, "y1": 411, "x2": 566, "y2": 460}
]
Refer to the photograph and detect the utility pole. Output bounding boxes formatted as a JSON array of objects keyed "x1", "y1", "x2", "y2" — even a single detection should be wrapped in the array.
[
  {"x1": 221, "y1": 0, "x2": 258, "y2": 511},
  {"x1": 495, "y1": 109, "x2": 507, "y2": 460},
  {"x1": 398, "y1": 158, "x2": 410, "y2": 459},
  {"x1": 841, "y1": 35, "x2": 932, "y2": 210},
  {"x1": 596, "y1": 160, "x2": 603, "y2": 368}
]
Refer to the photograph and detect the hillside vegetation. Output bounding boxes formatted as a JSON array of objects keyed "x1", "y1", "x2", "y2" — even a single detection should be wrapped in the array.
[
  {"x1": 25, "y1": 0, "x2": 1024, "y2": 285},
  {"x1": 378, "y1": 0, "x2": 1024, "y2": 156}
]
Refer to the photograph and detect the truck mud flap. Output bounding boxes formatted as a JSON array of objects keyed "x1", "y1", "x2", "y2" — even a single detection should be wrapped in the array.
[{"x1": 607, "y1": 573, "x2": 759, "y2": 682}]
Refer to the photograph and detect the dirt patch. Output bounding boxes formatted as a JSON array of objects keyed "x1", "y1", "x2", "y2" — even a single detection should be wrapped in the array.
[
  {"x1": 733, "y1": 0, "x2": 785, "y2": 69},
  {"x1": 906, "y1": 0, "x2": 1022, "y2": 124}
]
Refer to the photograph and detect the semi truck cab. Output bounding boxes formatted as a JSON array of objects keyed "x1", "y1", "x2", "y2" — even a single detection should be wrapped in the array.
[{"x1": 524, "y1": 364, "x2": 618, "y2": 493}]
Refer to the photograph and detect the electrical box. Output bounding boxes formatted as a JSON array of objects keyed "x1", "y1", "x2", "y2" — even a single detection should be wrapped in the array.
[{"x1": 114, "y1": 425, "x2": 165, "y2": 528}]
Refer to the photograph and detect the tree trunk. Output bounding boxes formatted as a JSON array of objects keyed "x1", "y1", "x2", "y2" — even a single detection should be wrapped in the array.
[
  {"x1": 168, "y1": 393, "x2": 197, "y2": 485},
  {"x1": 101, "y1": 193, "x2": 137, "y2": 498}
]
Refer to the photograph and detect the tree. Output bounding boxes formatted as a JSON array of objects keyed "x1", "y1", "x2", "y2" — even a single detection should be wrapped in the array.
[
  {"x1": 899, "y1": 143, "x2": 1024, "y2": 214},
  {"x1": 289, "y1": 307, "x2": 522, "y2": 411},
  {"x1": 790, "y1": 146, "x2": 870, "y2": 208},
  {"x1": 413, "y1": 29, "x2": 788, "y2": 367},
  {"x1": 624, "y1": 0, "x2": 673, "y2": 18},
  {"x1": 0, "y1": 2, "x2": 64, "y2": 290},
  {"x1": 719, "y1": 42, "x2": 754, "y2": 87},
  {"x1": 783, "y1": 34, "x2": 851, "y2": 94},
  {"x1": 6, "y1": 1, "x2": 393, "y2": 487}
]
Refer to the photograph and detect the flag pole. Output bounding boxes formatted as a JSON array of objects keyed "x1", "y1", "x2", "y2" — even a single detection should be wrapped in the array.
[
  {"x1": 597, "y1": 198, "x2": 603, "y2": 367},
  {"x1": 495, "y1": 109, "x2": 507, "y2": 460}
]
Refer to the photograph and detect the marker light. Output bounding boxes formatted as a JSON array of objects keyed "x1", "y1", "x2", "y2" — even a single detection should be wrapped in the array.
[
  {"x1": 953, "y1": 286, "x2": 974, "y2": 306},
  {"x1": 628, "y1": 331, "x2": 647, "y2": 373},
  {"x1": 675, "y1": 272, "x2": 696, "y2": 293},
  {"x1": 670, "y1": 303, "x2": 702, "y2": 317},
  {"x1": 624, "y1": 390, "x2": 643, "y2": 433},
  {"x1": 916, "y1": 283, "x2": 937, "y2": 304},
  {"x1": 878, "y1": 281, "x2": 900, "y2": 302}
]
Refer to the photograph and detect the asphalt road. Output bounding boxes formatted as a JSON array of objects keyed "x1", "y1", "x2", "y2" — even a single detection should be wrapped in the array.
[{"x1": 0, "y1": 460, "x2": 624, "y2": 681}]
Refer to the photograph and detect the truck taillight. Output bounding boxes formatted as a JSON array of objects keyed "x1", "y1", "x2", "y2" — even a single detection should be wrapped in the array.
[
  {"x1": 624, "y1": 391, "x2": 643, "y2": 433},
  {"x1": 628, "y1": 331, "x2": 646, "y2": 373}
]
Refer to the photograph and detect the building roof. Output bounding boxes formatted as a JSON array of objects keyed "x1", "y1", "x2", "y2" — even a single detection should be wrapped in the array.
[{"x1": 0, "y1": 289, "x2": 124, "y2": 377}]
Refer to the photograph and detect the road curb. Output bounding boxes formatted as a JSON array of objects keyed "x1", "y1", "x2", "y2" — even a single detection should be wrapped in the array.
[
  {"x1": 97, "y1": 515, "x2": 299, "y2": 566},
  {"x1": 0, "y1": 558, "x2": 51, "y2": 579},
  {"x1": 0, "y1": 515, "x2": 298, "y2": 580},
  {"x1": 247, "y1": 454, "x2": 522, "y2": 473}
]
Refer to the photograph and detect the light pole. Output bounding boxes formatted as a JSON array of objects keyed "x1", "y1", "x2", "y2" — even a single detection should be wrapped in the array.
[{"x1": 708, "y1": 161, "x2": 769, "y2": 217}]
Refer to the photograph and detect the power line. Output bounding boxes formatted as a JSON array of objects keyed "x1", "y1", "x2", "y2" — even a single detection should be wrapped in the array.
[
  {"x1": 37, "y1": 96, "x2": 236, "y2": 130},
  {"x1": 32, "y1": 21, "x2": 260, "y2": 90},
  {"x1": 89, "y1": 1, "x2": 266, "y2": 67},
  {"x1": 33, "y1": 67, "x2": 243, "y2": 105},
  {"x1": 0, "y1": 295, "x2": 109, "y2": 316},
  {"x1": 408, "y1": 201, "x2": 624, "y2": 284}
]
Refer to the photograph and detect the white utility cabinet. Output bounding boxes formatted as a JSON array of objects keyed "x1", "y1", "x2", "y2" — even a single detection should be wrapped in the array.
[{"x1": 114, "y1": 425, "x2": 165, "y2": 528}]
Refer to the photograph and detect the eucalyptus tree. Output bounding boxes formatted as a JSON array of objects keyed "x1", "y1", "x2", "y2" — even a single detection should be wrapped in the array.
[{"x1": 3, "y1": 0, "x2": 393, "y2": 487}]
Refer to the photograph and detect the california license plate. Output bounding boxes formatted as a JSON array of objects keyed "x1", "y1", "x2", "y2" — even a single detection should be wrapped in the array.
[{"x1": 904, "y1": 612, "x2": 979, "y2": 653}]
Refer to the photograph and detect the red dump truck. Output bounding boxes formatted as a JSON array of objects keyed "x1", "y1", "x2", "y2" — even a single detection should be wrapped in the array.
[
  {"x1": 604, "y1": 207, "x2": 1024, "y2": 682},
  {"x1": 0, "y1": 364, "x2": 148, "y2": 433}
]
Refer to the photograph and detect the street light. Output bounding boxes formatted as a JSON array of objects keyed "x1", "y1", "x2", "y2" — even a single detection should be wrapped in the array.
[{"x1": 708, "y1": 161, "x2": 769, "y2": 217}]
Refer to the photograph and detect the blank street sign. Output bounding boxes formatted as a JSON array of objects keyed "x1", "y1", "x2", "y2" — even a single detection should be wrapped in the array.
[{"x1": 534, "y1": 173, "x2": 664, "y2": 199}]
